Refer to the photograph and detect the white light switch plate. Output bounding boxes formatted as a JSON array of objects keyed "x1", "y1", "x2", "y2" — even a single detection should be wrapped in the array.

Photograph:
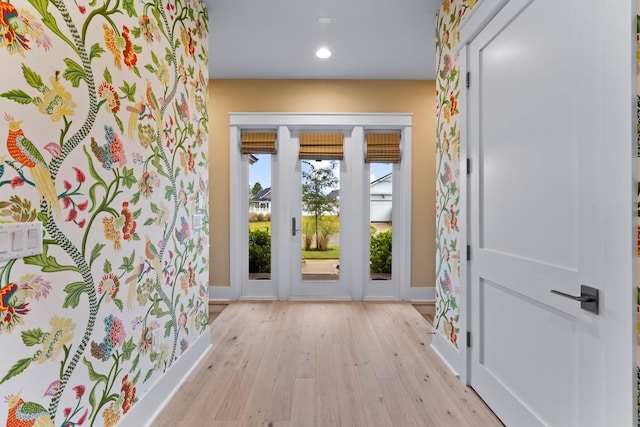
[
  {"x1": 192, "y1": 214, "x2": 203, "y2": 231},
  {"x1": 0, "y1": 231, "x2": 9, "y2": 254},
  {"x1": 0, "y1": 222, "x2": 43, "y2": 263}
]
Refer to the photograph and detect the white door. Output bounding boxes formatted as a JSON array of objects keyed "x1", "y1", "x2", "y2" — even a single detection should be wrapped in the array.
[{"x1": 464, "y1": 0, "x2": 635, "y2": 426}]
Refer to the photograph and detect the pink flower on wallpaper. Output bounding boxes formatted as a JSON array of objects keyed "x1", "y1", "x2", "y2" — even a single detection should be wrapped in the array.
[
  {"x1": 65, "y1": 209, "x2": 77, "y2": 222},
  {"x1": 444, "y1": 54, "x2": 452, "y2": 72},
  {"x1": 44, "y1": 142, "x2": 62, "y2": 157},
  {"x1": 73, "y1": 167, "x2": 86, "y2": 183},
  {"x1": 44, "y1": 380, "x2": 61, "y2": 397},
  {"x1": 20, "y1": 275, "x2": 52, "y2": 301},
  {"x1": 10, "y1": 176, "x2": 23, "y2": 188},
  {"x1": 72, "y1": 385, "x2": 85, "y2": 399}
]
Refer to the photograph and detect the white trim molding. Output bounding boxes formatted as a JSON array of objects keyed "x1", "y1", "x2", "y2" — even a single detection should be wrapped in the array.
[{"x1": 120, "y1": 326, "x2": 212, "y2": 427}]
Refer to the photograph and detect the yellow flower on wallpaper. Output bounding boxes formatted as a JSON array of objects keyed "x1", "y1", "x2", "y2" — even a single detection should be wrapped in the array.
[
  {"x1": 102, "y1": 402, "x2": 120, "y2": 427},
  {"x1": 103, "y1": 216, "x2": 122, "y2": 250},
  {"x1": 156, "y1": 59, "x2": 170, "y2": 85},
  {"x1": 37, "y1": 316, "x2": 76, "y2": 364},
  {"x1": 37, "y1": 76, "x2": 76, "y2": 121},
  {"x1": 443, "y1": 104, "x2": 451, "y2": 123},
  {"x1": 103, "y1": 23, "x2": 123, "y2": 69}
]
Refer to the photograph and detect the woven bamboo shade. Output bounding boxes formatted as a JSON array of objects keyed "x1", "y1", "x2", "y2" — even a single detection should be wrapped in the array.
[
  {"x1": 365, "y1": 133, "x2": 401, "y2": 163},
  {"x1": 299, "y1": 133, "x2": 344, "y2": 160},
  {"x1": 241, "y1": 132, "x2": 277, "y2": 154}
]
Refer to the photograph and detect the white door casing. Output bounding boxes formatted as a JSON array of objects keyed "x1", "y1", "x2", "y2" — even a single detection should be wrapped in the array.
[
  {"x1": 222, "y1": 113, "x2": 420, "y2": 301},
  {"x1": 461, "y1": 0, "x2": 636, "y2": 426}
]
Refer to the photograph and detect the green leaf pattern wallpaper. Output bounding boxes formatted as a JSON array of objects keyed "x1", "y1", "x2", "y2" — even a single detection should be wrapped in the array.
[
  {"x1": 0, "y1": 0, "x2": 209, "y2": 425},
  {"x1": 434, "y1": 0, "x2": 476, "y2": 350}
]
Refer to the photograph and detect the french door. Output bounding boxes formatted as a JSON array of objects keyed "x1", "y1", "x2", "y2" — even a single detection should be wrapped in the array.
[
  {"x1": 228, "y1": 113, "x2": 413, "y2": 301},
  {"x1": 286, "y1": 129, "x2": 351, "y2": 299}
]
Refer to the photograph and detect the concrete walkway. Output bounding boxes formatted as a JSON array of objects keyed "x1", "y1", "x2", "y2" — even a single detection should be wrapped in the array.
[{"x1": 302, "y1": 259, "x2": 339, "y2": 275}]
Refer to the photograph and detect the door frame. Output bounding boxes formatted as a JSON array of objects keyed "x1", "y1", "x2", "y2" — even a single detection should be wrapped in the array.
[
  {"x1": 222, "y1": 112, "x2": 417, "y2": 301},
  {"x1": 441, "y1": 0, "x2": 636, "y2": 423}
]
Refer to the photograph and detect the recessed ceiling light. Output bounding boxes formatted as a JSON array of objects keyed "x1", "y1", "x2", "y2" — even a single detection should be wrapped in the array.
[
  {"x1": 318, "y1": 17, "x2": 332, "y2": 24},
  {"x1": 316, "y1": 47, "x2": 331, "y2": 59}
]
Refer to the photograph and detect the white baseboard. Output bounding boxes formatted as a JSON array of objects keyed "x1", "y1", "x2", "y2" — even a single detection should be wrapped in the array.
[
  {"x1": 209, "y1": 285, "x2": 435, "y2": 302},
  {"x1": 431, "y1": 332, "x2": 462, "y2": 380},
  {"x1": 404, "y1": 285, "x2": 436, "y2": 302},
  {"x1": 119, "y1": 326, "x2": 213, "y2": 427},
  {"x1": 209, "y1": 285, "x2": 237, "y2": 300},
  {"x1": 363, "y1": 296, "x2": 402, "y2": 301}
]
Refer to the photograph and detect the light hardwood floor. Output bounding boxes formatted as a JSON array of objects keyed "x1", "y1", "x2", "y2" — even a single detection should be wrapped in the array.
[{"x1": 154, "y1": 302, "x2": 504, "y2": 427}]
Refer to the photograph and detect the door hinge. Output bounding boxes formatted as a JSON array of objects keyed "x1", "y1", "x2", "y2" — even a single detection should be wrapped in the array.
[
  {"x1": 466, "y1": 245, "x2": 471, "y2": 261},
  {"x1": 467, "y1": 331, "x2": 471, "y2": 348},
  {"x1": 466, "y1": 71, "x2": 470, "y2": 89},
  {"x1": 466, "y1": 158, "x2": 471, "y2": 174}
]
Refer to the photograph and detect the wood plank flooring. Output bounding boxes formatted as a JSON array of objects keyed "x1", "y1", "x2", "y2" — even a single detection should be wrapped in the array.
[{"x1": 154, "y1": 302, "x2": 503, "y2": 427}]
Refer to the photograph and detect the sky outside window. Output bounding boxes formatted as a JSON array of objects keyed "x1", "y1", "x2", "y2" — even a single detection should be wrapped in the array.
[{"x1": 248, "y1": 154, "x2": 392, "y2": 188}]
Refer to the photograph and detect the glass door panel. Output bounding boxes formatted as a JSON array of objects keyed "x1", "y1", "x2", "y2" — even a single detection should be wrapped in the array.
[
  {"x1": 248, "y1": 154, "x2": 272, "y2": 281},
  {"x1": 369, "y1": 163, "x2": 392, "y2": 281},
  {"x1": 300, "y1": 160, "x2": 340, "y2": 282}
]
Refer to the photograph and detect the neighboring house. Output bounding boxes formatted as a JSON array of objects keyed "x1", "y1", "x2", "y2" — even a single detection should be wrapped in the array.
[
  {"x1": 294, "y1": 173, "x2": 392, "y2": 221},
  {"x1": 370, "y1": 173, "x2": 392, "y2": 222},
  {"x1": 250, "y1": 187, "x2": 272, "y2": 213}
]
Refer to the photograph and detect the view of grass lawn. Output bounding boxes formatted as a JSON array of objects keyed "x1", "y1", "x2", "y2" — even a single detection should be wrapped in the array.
[
  {"x1": 250, "y1": 219, "x2": 386, "y2": 236},
  {"x1": 302, "y1": 244, "x2": 340, "y2": 259},
  {"x1": 249, "y1": 216, "x2": 340, "y2": 233},
  {"x1": 249, "y1": 222, "x2": 271, "y2": 232},
  {"x1": 250, "y1": 219, "x2": 383, "y2": 242}
]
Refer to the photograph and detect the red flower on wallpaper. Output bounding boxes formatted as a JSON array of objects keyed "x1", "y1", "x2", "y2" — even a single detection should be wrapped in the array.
[
  {"x1": 122, "y1": 26, "x2": 137, "y2": 68},
  {"x1": 0, "y1": 282, "x2": 29, "y2": 333},
  {"x1": 120, "y1": 375, "x2": 136, "y2": 414},
  {"x1": 121, "y1": 201, "x2": 136, "y2": 241}
]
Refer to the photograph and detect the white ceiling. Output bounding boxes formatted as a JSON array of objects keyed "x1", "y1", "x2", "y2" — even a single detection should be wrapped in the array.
[{"x1": 204, "y1": 0, "x2": 442, "y2": 80}]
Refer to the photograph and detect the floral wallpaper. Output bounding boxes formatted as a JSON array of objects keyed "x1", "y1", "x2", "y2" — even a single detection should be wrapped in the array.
[
  {"x1": 434, "y1": 0, "x2": 477, "y2": 350},
  {"x1": 0, "y1": 0, "x2": 209, "y2": 425}
]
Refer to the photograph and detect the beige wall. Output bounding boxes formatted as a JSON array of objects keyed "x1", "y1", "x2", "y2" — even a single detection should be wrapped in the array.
[{"x1": 208, "y1": 79, "x2": 436, "y2": 288}]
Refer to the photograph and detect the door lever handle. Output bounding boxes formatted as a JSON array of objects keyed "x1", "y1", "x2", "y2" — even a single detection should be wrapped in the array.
[
  {"x1": 291, "y1": 217, "x2": 301, "y2": 236},
  {"x1": 550, "y1": 290, "x2": 595, "y2": 302},
  {"x1": 550, "y1": 285, "x2": 599, "y2": 315}
]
